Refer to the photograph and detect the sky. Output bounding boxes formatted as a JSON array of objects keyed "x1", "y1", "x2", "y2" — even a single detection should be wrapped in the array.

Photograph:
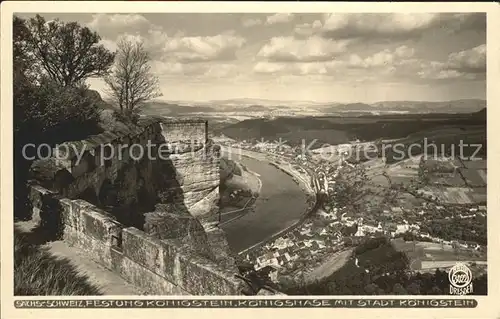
[{"x1": 25, "y1": 12, "x2": 486, "y2": 103}]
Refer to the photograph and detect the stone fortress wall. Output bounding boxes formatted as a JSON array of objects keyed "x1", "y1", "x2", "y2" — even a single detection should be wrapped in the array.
[{"x1": 27, "y1": 117, "x2": 254, "y2": 295}]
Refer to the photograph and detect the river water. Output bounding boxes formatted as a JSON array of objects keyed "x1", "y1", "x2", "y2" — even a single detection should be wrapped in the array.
[{"x1": 219, "y1": 155, "x2": 307, "y2": 253}]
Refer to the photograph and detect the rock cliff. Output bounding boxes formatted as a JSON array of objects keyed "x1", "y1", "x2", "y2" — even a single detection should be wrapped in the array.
[{"x1": 29, "y1": 117, "x2": 233, "y2": 266}]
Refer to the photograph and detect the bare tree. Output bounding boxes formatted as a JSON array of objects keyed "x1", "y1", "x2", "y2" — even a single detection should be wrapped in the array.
[{"x1": 104, "y1": 39, "x2": 162, "y2": 114}]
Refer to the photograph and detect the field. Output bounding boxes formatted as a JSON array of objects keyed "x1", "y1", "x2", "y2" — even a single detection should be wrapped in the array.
[
  {"x1": 469, "y1": 187, "x2": 487, "y2": 203},
  {"x1": 463, "y1": 160, "x2": 487, "y2": 170},
  {"x1": 420, "y1": 187, "x2": 472, "y2": 204},
  {"x1": 384, "y1": 127, "x2": 486, "y2": 163},
  {"x1": 364, "y1": 158, "x2": 419, "y2": 188},
  {"x1": 428, "y1": 172, "x2": 467, "y2": 187},
  {"x1": 362, "y1": 153, "x2": 487, "y2": 206},
  {"x1": 459, "y1": 168, "x2": 487, "y2": 187}
]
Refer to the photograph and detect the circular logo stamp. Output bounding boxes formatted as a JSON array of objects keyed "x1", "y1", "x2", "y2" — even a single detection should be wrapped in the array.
[{"x1": 448, "y1": 262, "x2": 473, "y2": 288}]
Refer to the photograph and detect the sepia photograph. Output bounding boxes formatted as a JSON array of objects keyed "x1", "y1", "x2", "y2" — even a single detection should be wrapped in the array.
[{"x1": 1, "y1": 2, "x2": 498, "y2": 316}]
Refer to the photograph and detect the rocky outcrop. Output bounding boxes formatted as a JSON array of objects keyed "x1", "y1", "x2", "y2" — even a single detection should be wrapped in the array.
[
  {"x1": 28, "y1": 117, "x2": 234, "y2": 273},
  {"x1": 24, "y1": 116, "x2": 287, "y2": 295},
  {"x1": 159, "y1": 138, "x2": 220, "y2": 220}
]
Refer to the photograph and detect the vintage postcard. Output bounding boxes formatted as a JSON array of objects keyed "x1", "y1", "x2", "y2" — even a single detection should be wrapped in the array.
[{"x1": 1, "y1": 1, "x2": 499, "y2": 319}]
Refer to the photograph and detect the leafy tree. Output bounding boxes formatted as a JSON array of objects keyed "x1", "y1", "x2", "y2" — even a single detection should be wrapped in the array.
[
  {"x1": 13, "y1": 16, "x2": 35, "y2": 79},
  {"x1": 473, "y1": 273, "x2": 487, "y2": 295},
  {"x1": 430, "y1": 286, "x2": 443, "y2": 295},
  {"x1": 418, "y1": 156, "x2": 430, "y2": 185},
  {"x1": 364, "y1": 283, "x2": 380, "y2": 295},
  {"x1": 328, "y1": 164, "x2": 371, "y2": 212},
  {"x1": 406, "y1": 282, "x2": 421, "y2": 294},
  {"x1": 13, "y1": 15, "x2": 105, "y2": 219},
  {"x1": 21, "y1": 14, "x2": 115, "y2": 86},
  {"x1": 392, "y1": 283, "x2": 408, "y2": 295},
  {"x1": 104, "y1": 39, "x2": 162, "y2": 116}
]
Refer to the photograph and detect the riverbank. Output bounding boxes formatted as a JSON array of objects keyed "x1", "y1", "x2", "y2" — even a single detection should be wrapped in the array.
[
  {"x1": 218, "y1": 166, "x2": 262, "y2": 226},
  {"x1": 220, "y1": 147, "x2": 319, "y2": 256},
  {"x1": 219, "y1": 150, "x2": 309, "y2": 253}
]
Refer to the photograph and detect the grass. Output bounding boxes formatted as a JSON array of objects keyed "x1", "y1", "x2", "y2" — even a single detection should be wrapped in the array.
[{"x1": 14, "y1": 228, "x2": 102, "y2": 296}]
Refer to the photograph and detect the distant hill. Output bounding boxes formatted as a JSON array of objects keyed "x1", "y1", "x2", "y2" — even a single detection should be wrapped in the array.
[
  {"x1": 204, "y1": 98, "x2": 328, "y2": 108},
  {"x1": 371, "y1": 99, "x2": 486, "y2": 113},
  {"x1": 320, "y1": 103, "x2": 374, "y2": 113},
  {"x1": 219, "y1": 110, "x2": 486, "y2": 149},
  {"x1": 140, "y1": 101, "x2": 217, "y2": 116},
  {"x1": 139, "y1": 98, "x2": 486, "y2": 117},
  {"x1": 244, "y1": 104, "x2": 269, "y2": 112}
]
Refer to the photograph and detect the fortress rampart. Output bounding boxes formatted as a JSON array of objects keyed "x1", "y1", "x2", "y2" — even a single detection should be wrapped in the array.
[{"x1": 26, "y1": 117, "x2": 252, "y2": 295}]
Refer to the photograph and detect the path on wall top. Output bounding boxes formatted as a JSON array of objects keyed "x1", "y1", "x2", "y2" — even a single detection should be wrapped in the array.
[
  {"x1": 46, "y1": 241, "x2": 144, "y2": 295},
  {"x1": 15, "y1": 221, "x2": 143, "y2": 295},
  {"x1": 218, "y1": 151, "x2": 308, "y2": 253}
]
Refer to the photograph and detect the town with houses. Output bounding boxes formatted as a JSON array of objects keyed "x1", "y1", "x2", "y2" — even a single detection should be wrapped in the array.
[{"x1": 215, "y1": 134, "x2": 487, "y2": 286}]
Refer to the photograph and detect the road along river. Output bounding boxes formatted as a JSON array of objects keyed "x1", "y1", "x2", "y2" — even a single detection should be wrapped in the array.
[{"x1": 219, "y1": 148, "x2": 308, "y2": 253}]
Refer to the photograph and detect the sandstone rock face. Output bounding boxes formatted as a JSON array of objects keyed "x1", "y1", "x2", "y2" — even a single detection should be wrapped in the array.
[
  {"x1": 159, "y1": 137, "x2": 220, "y2": 220},
  {"x1": 24, "y1": 117, "x2": 286, "y2": 295},
  {"x1": 29, "y1": 118, "x2": 221, "y2": 222},
  {"x1": 28, "y1": 117, "x2": 232, "y2": 267}
]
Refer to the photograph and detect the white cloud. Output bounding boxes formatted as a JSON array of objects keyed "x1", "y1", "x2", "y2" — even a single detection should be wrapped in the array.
[
  {"x1": 416, "y1": 44, "x2": 486, "y2": 80},
  {"x1": 253, "y1": 62, "x2": 286, "y2": 74},
  {"x1": 447, "y1": 44, "x2": 486, "y2": 73},
  {"x1": 417, "y1": 62, "x2": 463, "y2": 80},
  {"x1": 150, "y1": 60, "x2": 238, "y2": 78},
  {"x1": 88, "y1": 14, "x2": 151, "y2": 38},
  {"x1": 242, "y1": 18, "x2": 262, "y2": 27},
  {"x1": 294, "y1": 20, "x2": 323, "y2": 36},
  {"x1": 348, "y1": 45, "x2": 416, "y2": 68},
  {"x1": 150, "y1": 61, "x2": 189, "y2": 75},
  {"x1": 253, "y1": 61, "x2": 343, "y2": 76},
  {"x1": 265, "y1": 13, "x2": 294, "y2": 25},
  {"x1": 257, "y1": 36, "x2": 349, "y2": 62},
  {"x1": 162, "y1": 34, "x2": 246, "y2": 63},
  {"x1": 320, "y1": 13, "x2": 485, "y2": 39},
  {"x1": 100, "y1": 31, "x2": 246, "y2": 63},
  {"x1": 204, "y1": 64, "x2": 238, "y2": 78},
  {"x1": 98, "y1": 33, "x2": 149, "y2": 52},
  {"x1": 394, "y1": 45, "x2": 415, "y2": 59},
  {"x1": 254, "y1": 44, "x2": 418, "y2": 77},
  {"x1": 98, "y1": 38, "x2": 119, "y2": 52},
  {"x1": 89, "y1": 14, "x2": 246, "y2": 64},
  {"x1": 322, "y1": 13, "x2": 440, "y2": 39},
  {"x1": 254, "y1": 40, "x2": 484, "y2": 83}
]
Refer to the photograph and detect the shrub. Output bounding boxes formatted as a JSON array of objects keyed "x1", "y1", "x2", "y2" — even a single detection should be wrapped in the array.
[
  {"x1": 15, "y1": 77, "x2": 103, "y2": 146},
  {"x1": 14, "y1": 76, "x2": 103, "y2": 219}
]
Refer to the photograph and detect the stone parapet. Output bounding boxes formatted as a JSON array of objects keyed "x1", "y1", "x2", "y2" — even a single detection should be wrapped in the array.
[{"x1": 30, "y1": 185, "x2": 246, "y2": 295}]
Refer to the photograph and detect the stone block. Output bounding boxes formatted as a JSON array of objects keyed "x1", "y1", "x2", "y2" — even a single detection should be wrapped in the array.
[
  {"x1": 67, "y1": 199, "x2": 96, "y2": 231},
  {"x1": 204, "y1": 226, "x2": 237, "y2": 267},
  {"x1": 122, "y1": 227, "x2": 177, "y2": 282},
  {"x1": 177, "y1": 252, "x2": 244, "y2": 295},
  {"x1": 143, "y1": 212, "x2": 213, "y2": 258},
  {"x1": 119, "y1": 256, "x2": 188, "y2": 295},
  {"x1": 81, "y1": 208, "x2": 123, "y2": 246},
  {"x1": 28, "y1": 185, "x2": 52, "y2": 218}
]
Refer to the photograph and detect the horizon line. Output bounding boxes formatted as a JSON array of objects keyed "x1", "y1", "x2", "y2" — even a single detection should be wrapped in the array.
[{"x1": 148, "y1": 97, "x2": 487, "y2": 105}]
